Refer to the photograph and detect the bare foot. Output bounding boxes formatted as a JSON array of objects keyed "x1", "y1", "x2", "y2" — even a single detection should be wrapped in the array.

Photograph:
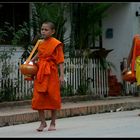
[
  {"x1": 48, "y1": 123, "x2": 56, "y2": 131},
  {"x1": 36, "y1": 122, "x2": 47, "y2": 132}
]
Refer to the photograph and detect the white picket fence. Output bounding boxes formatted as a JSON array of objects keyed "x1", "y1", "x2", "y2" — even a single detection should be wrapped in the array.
[
  {"x1": 64, "y1": 58, "x2": 109, "y2": 97},
  {"x1": 0, "y1": 58, "x2": 109, "y2": 101}
]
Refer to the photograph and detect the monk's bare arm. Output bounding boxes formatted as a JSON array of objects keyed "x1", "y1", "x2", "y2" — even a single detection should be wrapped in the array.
[
  {"x1": 122, "y1": 39, "x2": 134, "y2": 74},
  {"x1": 59, "y1": 63, "x2": 64, "y2": 85}
]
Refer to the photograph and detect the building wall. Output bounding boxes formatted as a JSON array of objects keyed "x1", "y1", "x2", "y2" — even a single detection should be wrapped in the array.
[
  {"x1": 0, "y1": 46, "x2": 24, "y2": 61},
  {"x1": 102, "y1": 2, "x2": 140, "y2": 82}
]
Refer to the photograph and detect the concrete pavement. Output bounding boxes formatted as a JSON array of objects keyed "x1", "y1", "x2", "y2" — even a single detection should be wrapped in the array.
[
  {"x1": 0, "y1": 109, "x2": 140, "y2": 137},
  {"x1": 0, "y1": 95, "x2": 140, "y2": 127}
]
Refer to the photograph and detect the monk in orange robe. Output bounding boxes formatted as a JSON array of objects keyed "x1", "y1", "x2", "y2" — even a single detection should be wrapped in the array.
[
  {"x1": 31, "y1": 21, "x2": 64, "y2": 131},
  {"x1": 126, "y1": 34, "x2": 140, "y2": 86}
]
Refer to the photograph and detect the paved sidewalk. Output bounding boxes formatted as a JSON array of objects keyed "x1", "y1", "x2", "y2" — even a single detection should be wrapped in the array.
[{"x1": 0, "y1": 96, "x2": 140, "y2": 127}]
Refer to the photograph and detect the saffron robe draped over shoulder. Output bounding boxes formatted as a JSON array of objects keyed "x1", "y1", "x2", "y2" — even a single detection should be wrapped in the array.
[{"x1": 32, "y1": 37, "x2": 64, "y2": 110}]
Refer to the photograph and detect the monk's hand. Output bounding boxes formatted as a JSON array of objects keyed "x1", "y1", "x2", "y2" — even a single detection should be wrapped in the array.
[
  {"x1": 30, "y1": 59, "x2": 35, "y2": 64},
  {"x1": 122, "y1": 68, "x2": 127, "y2": 73}
]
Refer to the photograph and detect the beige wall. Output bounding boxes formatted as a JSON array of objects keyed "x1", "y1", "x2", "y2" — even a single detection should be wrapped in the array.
[{"x1": 102, "y1": 2, "x2": 140, "y2": 82}]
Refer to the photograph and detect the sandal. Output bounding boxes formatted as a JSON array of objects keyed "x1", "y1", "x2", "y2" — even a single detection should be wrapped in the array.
[{"x1": 36, "y1": 122, "x2": 47, "y2": 132}]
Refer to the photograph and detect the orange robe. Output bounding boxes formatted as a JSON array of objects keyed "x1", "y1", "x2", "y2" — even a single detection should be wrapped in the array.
[
  {"x1": 127, "y1": 35, "x2": 140, "y2": 84},
  {"x1": 129, "y1": 35, "x2": 140, "y2": 73},
  {"x1": 32, "y1": 37, "x2": 64, "y2": 110}
]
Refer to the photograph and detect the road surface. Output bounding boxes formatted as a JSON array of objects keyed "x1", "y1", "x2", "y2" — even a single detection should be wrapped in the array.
[{"x1": 0, "y1": 109, "x2": 140, "y2": 138}]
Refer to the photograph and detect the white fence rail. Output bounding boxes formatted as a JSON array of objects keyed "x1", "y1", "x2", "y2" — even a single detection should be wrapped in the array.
[{"x1": 0, "y1": 58, "x2": 109, "y2": 101}]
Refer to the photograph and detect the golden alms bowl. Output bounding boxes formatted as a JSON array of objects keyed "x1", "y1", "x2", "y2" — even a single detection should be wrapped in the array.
[
  {"x1": 20, "y1": 61, "x2": 38, "y2": 80},
  {"x1": 122, "y1": 70, "x2": 136, "y2": 82}
]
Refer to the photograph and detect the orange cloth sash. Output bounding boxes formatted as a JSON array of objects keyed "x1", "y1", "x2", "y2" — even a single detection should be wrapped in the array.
[{"x1": 37, "y1": 57, "x2": 56, "y2": 83}]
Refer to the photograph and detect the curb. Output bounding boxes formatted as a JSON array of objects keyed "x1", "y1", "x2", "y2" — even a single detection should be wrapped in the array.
[{"x1": 0, "y1": 95, "x2": 133, "y2": 108}]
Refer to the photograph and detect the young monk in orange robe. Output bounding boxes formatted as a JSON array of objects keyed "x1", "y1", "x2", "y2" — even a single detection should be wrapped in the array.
[{"x1": 31, "y1": 21, "x2": 64, "y2": 131}]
